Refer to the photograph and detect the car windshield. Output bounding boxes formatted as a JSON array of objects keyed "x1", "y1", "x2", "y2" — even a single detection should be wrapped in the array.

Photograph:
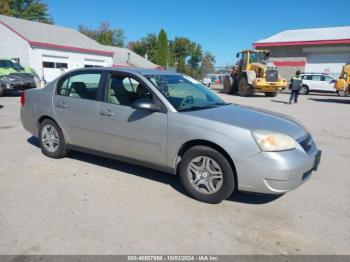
[
  {"x1": 0, "y1": 60, "x2": 24, "y2": 71},
  {"x1": 249, "y1": 52, "x2": 268, "y2": 63},
  {"x1": 145, "y1": 74, "x2": 228, "y2": 111}
]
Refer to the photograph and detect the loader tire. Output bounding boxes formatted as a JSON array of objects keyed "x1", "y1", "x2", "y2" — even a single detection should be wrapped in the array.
[
  {"x1": 223, "y1": 76, "x2": 234, "y2": 94},
  {"x1": 239, "y1": 77, "x2": 254, "y2": 97}
]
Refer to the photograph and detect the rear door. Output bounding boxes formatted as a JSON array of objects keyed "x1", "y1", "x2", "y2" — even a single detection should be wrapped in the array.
[
  {"x1": 98, "y1": 71, "x2": 168, "y2": 166},
  {"x1": 321, "y1": 75, "x2": 336, "y2": 92},
  {"x1": 53, "y1": 70, "x2": 103, "y2": 150}
]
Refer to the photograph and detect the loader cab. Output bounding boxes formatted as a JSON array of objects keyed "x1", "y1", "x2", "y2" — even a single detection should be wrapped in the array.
[{"x1": 236, "y1": 50, "x2": 270, "y2": 71}]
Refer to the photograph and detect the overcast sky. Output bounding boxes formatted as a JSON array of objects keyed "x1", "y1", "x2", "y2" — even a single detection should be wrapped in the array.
[{"x1": 46, "y1": 0, "x2": 350, "y2": 66}]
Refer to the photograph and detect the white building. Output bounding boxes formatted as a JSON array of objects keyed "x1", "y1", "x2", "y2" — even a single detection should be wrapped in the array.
[
  {"x1": 0, "y1": 15, "x2": 159, "y2": 83},
  {"x1": 254, "y1": 26, "x2": 350, "y2": 79}
]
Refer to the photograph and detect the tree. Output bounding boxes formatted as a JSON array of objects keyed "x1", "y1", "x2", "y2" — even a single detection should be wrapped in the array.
[
  {"x1": 0, "y1": 0, "x2": 12, "y2": 16},
  {"x1": 155, "y1": 29, "x2": 170, "y2": 68},
  {"x1": 0, "y1": 0, "x2": 53, "y2": 24},
  {"x1": 187, "y1": 42, "x2": 203, "y2": 77},
  {"x1": 201, "y1": 52, "x2": 216, "y2": 77},
  {"x1": 79, "y1": 21, "x2": 125, "y2": 47},
  {"x1": 128, "y1": 33, "x2": 158, "y2": 63}
]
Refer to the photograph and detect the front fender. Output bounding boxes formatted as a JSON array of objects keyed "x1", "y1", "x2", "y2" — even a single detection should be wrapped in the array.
[{"x1": 243, "y1": 70, "x2": 257, "y2": 85}]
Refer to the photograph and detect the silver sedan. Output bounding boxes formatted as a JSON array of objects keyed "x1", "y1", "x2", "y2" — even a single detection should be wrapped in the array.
[{"x1": 20, "y1": 68, "x2": 321, "y2": 203}]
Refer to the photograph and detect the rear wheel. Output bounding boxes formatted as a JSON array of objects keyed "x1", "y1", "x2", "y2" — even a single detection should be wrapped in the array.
[
  {"x1": 179, "y1": 146, "x2": 235, "y2": 204},
  {"x1": 265, "y1": 92, "x2": 277, "y2": 97},
  {"x1": 0, "y1": 84, "x2": 5, "y2": 97},
  {"x1": 239, "y1": 77, "x2": 254, "y2": 97},
  {"x1": 300, "y1": 85, "x2": 309, "y2": 95},
  {"x1": 39, "y1": 119, "x2": 67, "y2": 158},
  {"x1": 337, "y1": 90, "x2": 346, "y2": 97}
]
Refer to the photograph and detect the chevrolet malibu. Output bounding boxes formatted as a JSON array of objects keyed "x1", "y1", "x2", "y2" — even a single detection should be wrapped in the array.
[{"x1": 20, "y1": 68, "x2": 321, "y2": 203}]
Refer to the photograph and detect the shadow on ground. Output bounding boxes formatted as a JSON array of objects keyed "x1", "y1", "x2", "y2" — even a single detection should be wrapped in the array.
[
  {"x1": 27, "y1": 136, "x2": 281, "y2": 205},
  {"x1": 270, "y1": 99, "x2": 290, "y2": 104},
  {"x1": 0, "y1": 105, "x2": 3, "y2": 109},
  {"x1": 308, "y1": 98, "x2": 350, "y2": 104}
]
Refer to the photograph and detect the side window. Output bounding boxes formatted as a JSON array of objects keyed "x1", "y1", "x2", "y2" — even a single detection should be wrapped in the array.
[
  {"x1": 106, "y1": 74, "x2": 152, "y2": 106},
  {"x1": 57, "y1": 73, "x2": 101, "y2": 100},
  {"x1": 324, "y1": 76, "x2": 333, "y2": 82},
  {"x1": 306, "y1": 75, "x2": 313, "y2": 80},
  {"x1": 312, "y1": 75, "x2": 322, "y2": 81}
]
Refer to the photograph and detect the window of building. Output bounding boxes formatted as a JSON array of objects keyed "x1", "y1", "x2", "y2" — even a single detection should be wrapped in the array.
[
  {"x1": 43, "y1": 62, "x2": 55, "y2": 68},
  {"x1": 56, "y1": 63, "x2": 68, "y2": 69}
]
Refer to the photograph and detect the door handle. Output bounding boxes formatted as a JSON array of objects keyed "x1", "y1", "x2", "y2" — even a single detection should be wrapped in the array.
[
  {"x1": 56, "y1": 102, "x2": 68, "y2": 109},
  {"x1": 100, "y1": 109, "x2": 114, "y2": 117}
]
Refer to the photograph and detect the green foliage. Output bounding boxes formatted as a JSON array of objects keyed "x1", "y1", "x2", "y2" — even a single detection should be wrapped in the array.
[
  {"x1": 129, "y1": 29, "x2": 214, "y2": 79},
  {"x1": 0, "y1": 0, "x2": 53, "y2": 24},
  {"x1": 128, "y1": 33, "x2": 158, "y2": 63},
  {"x1": 79, "y1": 21, "x2": 125, "y2": 47},
  {"x1": 155, "y1": 29, "x2": 170, "y2": 68}
]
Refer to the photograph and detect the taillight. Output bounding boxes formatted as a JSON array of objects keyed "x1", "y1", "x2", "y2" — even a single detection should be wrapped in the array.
[{"x1": 20, "y1": 92, "x2": 25, "y2": 107}]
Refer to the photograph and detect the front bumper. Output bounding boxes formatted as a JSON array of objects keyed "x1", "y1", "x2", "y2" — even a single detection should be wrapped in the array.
[
  {"x1": 237, "y1": 138, "x2": 321, "y2": 194},
  {"x1": 252, "y1": 78, "x2": 287, "y2": 92}
]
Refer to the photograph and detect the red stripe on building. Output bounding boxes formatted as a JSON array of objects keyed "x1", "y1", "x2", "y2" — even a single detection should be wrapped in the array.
[
  {"x1": 253, "y1": 39, "x2": 350, "y2": 48},
  {"x1": 273, "y1": 61, "x2": 306, "y2": 67},
  {"x1": 29, "y1": 41, "x2": 114, "y2": 56}
]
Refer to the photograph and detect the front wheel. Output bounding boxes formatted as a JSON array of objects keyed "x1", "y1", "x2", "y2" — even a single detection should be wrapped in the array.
[
  {"x1": 239, "y1": 77, "x2": 254, "y2": 97},
  {"x1": 0, "y1": 84, "x2": 5, "y2": 97},
  {"x1": 39, "y1": 119, "x2": 67, "y2": 158},
  {"x1": 179, "y1": 146, "x2": 235, "y2": 204},
  {"x1": 337, "y1": 90, "x2": 346, "y2": 97}
]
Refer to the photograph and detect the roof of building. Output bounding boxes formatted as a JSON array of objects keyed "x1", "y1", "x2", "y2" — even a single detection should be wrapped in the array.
[
  {"x1": 102, "y1": 45, "x2": 159, "y2": 69},
  {"x1": 254, "y1": 26, "x2": 350, "y2": 47},
  {"x1": 0, "y1": 15, "x2": 113, "y2": 56}
]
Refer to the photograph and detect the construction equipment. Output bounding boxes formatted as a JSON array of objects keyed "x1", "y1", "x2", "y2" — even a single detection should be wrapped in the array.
[
  {"x1": 223, "y1": 49, "x2": 287, "y2": 97},
  {"x1": 334, "y1": 64, "x2": 350, "y2": 97}
]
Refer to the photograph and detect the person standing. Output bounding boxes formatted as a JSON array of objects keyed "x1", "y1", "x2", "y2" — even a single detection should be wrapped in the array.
[{"x1": 289, "y1": 70, "x2": 302, "y2": 104}]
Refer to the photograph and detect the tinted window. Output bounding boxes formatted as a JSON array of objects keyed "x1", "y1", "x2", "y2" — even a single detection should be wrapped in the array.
[
  {"x1": 312, "y1": 75, "x2": 322, "y2": 81},
  {"x1": 106, "y1": 74, "x2": 152, "y2": 106},
  {"x1": 324, "y1": 76, "x2": 333, "y2": 82},
  {"x1": 57, "y1": 73, "x2": 101, "y2": 100}
]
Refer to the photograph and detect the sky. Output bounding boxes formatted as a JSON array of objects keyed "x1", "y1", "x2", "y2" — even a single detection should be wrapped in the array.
[{"x1": 45, "y1": 0, "x2": 350, "y2": 66}]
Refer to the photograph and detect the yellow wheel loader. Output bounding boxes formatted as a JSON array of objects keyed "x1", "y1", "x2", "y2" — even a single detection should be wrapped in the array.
[
  {"x1": 223, "y1": 49, "x2": 287, "y2": 97},
  {"x1": 334, "y1": 64, "x2": 350, "y2": 97}
]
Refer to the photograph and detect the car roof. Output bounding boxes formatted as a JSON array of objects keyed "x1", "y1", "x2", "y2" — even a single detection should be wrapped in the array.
[{"x1": 69, "y1": 67, "x2": 182, "y2": 76}]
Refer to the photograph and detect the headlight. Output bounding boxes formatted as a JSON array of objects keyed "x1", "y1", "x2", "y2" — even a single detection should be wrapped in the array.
[{"x1": 252, "y1": 130, "x2": 296, "y2": 152}]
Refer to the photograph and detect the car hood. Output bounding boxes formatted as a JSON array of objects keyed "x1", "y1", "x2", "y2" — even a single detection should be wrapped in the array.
[{"x1": 182, "y1": 104, "x2": 307, "y2": 140}]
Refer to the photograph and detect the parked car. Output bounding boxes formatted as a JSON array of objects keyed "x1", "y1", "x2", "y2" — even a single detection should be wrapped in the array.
[
  {"x1": 202, "y1": 77, "x2": 211, "y2": 87},
  {"x1": 20, "y1": 68, "x2": 321, "y2": 203},
  {"x1": 0, "y1": 59, "x2": 38, "y2": 96},
  {"x1": 298, "y1": 73, "x2": 337, "y2": 95}
]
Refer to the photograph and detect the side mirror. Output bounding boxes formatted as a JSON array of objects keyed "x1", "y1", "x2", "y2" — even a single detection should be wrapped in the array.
[
  {"x1": 330, "y1": 79, "x2": 336, "y2": 84},
  {"x1": 132, "y1": 98, "x2": 161, "y2": 112}
]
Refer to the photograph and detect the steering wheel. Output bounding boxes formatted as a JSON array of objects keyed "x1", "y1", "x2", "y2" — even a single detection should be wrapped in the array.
[{"x1": 179, "y1": 96, "x2": 194, "y2": 109}]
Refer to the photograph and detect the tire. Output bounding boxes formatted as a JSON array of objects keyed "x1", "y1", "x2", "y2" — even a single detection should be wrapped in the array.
[
  {"x1": 337, "y1": 90, "x2": 346, "y2": 97},
  {"x1": 39, "y1": 119, "x2": 67, "y2": 158},
  {"x1": 265, "y1": 92, "x2": 277, "y2": 97},
  {"x1": 299, "y1": 85, "x2": 309, "y2": 95},
  {"x1": 239, "y1": 77, "x2": 254, "y2": 97},
  {"x1": 222, "y1": 76, "x2": 234, "y2": 94},
  {"x1": 179, "y1": 146, "x2": 235, "y2": 204},
  {"x1": 0, "y1": 84, "x2": 5, "y2": 97}
]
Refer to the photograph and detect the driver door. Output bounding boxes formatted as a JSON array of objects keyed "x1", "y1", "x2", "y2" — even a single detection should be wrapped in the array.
[{"x1": 98, "y1": 72, "x2": 168, "y2": 166}]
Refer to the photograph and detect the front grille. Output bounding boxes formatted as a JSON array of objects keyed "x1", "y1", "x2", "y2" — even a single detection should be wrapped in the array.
[
  {"x1": 299, "y1": 134, "x2": 312, "y2": 153},
  {"x1": 266, "y1": 69, "x2": 278, "y2": 82}
]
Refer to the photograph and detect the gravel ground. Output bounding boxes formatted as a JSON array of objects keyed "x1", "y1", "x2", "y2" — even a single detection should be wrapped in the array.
[{"x1": 0, "y1": 91, "x2": 349, "y2": 255}]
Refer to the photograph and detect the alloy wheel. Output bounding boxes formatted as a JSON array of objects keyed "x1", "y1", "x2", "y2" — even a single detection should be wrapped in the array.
[
  {"x1": 41, "y1": 124, "x2": 60, "y2": 153},
  {"x1": 187, "y1": 156, "x2": 223, "y2": 194}
]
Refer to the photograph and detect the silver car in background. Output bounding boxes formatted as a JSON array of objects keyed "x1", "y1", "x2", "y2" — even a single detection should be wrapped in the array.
[{"x1": 20, "y1": 68, "x2": 321, "y2": 203}]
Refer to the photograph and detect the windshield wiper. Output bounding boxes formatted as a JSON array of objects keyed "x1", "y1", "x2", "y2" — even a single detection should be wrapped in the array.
[{"x1": 178, "y1": 102, "x2": 230, "y2": 112}]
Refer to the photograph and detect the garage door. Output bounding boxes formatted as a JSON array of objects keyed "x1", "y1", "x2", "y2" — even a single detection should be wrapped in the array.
[
  {"x1": 42, "y1": 55, "x2": 69, "y2": 83},
  {"x1": 305, "y1": 53, "x2": 350, "y2": 77}
]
